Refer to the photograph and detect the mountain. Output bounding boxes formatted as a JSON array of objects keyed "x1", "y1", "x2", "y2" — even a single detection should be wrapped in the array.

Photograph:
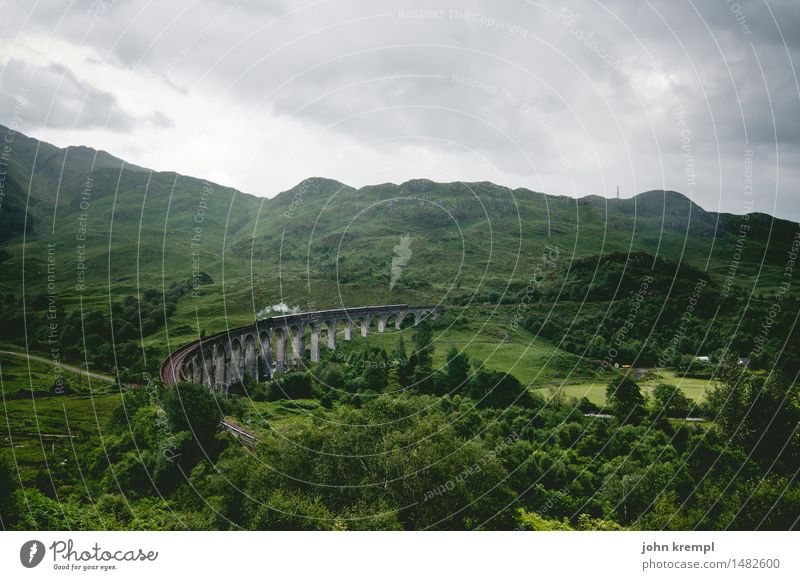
[
  {"x1": 0, "y1": 125, "x2": 797, "y2": 326},
  {"x1": 233, "y1": 177, "x2": 798, "y2": 310},
  {"x1": 0, "y1": 124, "x2": 260, "y2": 316}
]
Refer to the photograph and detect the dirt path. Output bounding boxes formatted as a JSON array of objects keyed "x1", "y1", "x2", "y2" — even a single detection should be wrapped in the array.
[{"x1": 0, "y1": 349, "x2": 116, "y2": 383}]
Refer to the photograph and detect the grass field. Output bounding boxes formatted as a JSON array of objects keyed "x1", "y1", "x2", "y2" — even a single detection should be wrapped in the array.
[
  {"x1": 529, "y1": 370, "x2": 714, "y2": 407},
  {"x1": 1, "y1": 352, "x2": 121, "y2": 482}
]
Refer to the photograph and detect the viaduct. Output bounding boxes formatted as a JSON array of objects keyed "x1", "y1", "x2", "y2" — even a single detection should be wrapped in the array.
[{"x1": 160, "y1": 304, "x2": 444, "y2": 392}]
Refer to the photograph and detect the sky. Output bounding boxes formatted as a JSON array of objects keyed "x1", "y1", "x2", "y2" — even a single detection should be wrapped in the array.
[{"x1": 1, "y1": 0, "x2": 799, "y2": 221}]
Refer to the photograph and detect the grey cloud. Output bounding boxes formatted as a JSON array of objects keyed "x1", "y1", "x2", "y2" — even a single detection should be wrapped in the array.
[
  {"x1": 0, "y1": 59, "x2": 137, "y2": 131},
  {"x1": 0, "y1": 0, "x2": 798, "y2": 219}
]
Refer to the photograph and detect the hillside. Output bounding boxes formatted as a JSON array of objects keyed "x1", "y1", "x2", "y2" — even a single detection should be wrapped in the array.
[
  {"x1": 0, "y1": 124, "x2": 261, "y2": 312},
  {"x1": 0, "y1": 125, "x2": 797, "y2": 330}
]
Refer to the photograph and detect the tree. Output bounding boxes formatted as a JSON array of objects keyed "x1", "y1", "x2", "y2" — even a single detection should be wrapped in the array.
[
  {"x1": 267, "y1": 372, "x2": 313, "y2": 401},
  {"x1": 0, "y1": 455, "x2": 20, "y2": 528},
  {"x1": 576, "y1": 396, "x2": 599, "y2": 414},
  {"x1": 412, "y1": 321, "x2": 433, "y2": 374},
  {"x1": 165, "y1": 381, "x2": 222, "y2": 444},
  {"x1": 393, "y1": 336, "x2": 413, "y2": 387},
  {"x1": 249, "y1": 489, "x2": 333, "y2": 530},
  {"x1": 445, "y1": 346, "x2": 470, "y2": 393},
  {"x1": 362, "y1": 364, "x2": 388, "y2": 391},
  {"x1": 652, "y1": 384, "x2": 691, "y2": 418},
  {"x1": 605, "y1": 376, "x2": 645, "y2": 422},
  {"x1": 704, "y1": 351, "x2": 751, "y2": 445},
  {"x1": 410, "y1": 322, "x2": 435, "y2": 392},
  {"x1": 469, "y1": 367, "x2": 532, "y2": 408}
]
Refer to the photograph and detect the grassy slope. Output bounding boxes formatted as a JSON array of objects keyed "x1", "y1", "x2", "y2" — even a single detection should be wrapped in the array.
[{"x1": 3, "y1": 126, "x2": 796, "y2": 314}]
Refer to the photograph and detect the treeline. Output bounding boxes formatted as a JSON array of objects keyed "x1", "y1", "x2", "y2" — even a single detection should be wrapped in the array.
[{"x1": 522, "y1": 294, "x2": 798, "y2": 372}]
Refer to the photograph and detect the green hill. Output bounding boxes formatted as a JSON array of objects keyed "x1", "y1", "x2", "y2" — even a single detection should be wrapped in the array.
[
  {"x1": 2, "y1": 125, "x2": 797, "y2": 310},
  {"x1": 0, "y1": 124, "x2": 796, "y2": 369}
]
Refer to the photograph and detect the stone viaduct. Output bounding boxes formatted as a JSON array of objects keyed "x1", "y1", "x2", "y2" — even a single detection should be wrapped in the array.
[{"x1": 161, "y1": 304, "x2": 444, "y2": 392}]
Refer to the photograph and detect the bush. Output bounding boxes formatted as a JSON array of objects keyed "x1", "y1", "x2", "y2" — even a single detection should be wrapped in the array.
[
  {"x1": 164, "y1": 382, "x2": 223, "y2": 444},
  {"x1": 576, "y1": 396, "x2": 600, "y2": 414},
  {"x1": 651, "y1": 384, "x2": 691, "y2": 418},
  {"x1": 267, "y1": 372, "x2": 313, "y2": 401},
  {"x1": 469, "y1": 367, "x2": 534, "y2": 408},
  {"x1": 605, "y1": 377, "x2": 645, "y2": 422}
]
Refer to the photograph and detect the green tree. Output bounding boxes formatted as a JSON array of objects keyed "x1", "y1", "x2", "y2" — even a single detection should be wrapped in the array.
[
  {"x1": 704, "y1": 351, "x2": 751, "y2": 445},
  {"x1": 445, "y1": 346, "x2": 470, "y2": 393},
  {"x1": 165, "y1": 381, "x2": 223, "y2": 444},
  {"x1": 605, "y1": 376, "x2": 645, "y2": 422},
  {"x1": 0, "y1": 455, "x2": 20, "y2": 528},
  {"x1": 412, "y1": 321, "x2": 433, "y2": 373},
  {"x1": 267, "y1": 372, "x2": 313, "y2": 401},
  {"x1": 469, "y1": 367, "x2": 532, "y2": 408},
  {"x1": 393, "y1": 336, "x2": 413, "y2": 387},
  {"x1": 320, "y1": 364, "x2": 345, "y2": 391},
  {"x1": 652, "y1": 384, "x2": 691, "y2": 418},
  {"x1": 411, "y1": 322, "x2": 434, "y2": 391},
  {"x1": 362, "y1": 364, "x2": 388, "y2": 391},
  {"x1": 249, "y1": 489, "x2": 333, "y2": 530}
]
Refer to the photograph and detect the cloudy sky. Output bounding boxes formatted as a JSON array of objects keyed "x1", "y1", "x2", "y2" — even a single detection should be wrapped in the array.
[{"x1": 1, "y1": 0, "x2": 799, "y2": 220}]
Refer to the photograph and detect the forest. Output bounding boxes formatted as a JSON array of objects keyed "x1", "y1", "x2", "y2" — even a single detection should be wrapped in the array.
[{"x1": 1, "y1": 317, "x2": 798, "y2": 531}]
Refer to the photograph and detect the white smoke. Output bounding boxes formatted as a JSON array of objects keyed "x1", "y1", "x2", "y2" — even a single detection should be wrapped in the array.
[
  {"x1": 390, "y1": 234, "x2": 413, "y2": 290},
  {"x1": 256, "y1": 303, "x2": 299, "y2": 318}
]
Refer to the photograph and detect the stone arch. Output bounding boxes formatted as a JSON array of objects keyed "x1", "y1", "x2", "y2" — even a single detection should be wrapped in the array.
[
  {"x1": 201, "y1": 346, "x2": 214, "y2": 388},
  {"x1": 272, "y1": 326, "x2": 287, "y2": 372},
  {"x1": 310, "y1": 322, "x2": 323, "y2": 363},
  {"x1": 377, "y1": 315, "x2": 389, "y2": 333},
  {"x1": 385, "y1": 312, "x2": 399, "y2": 330},
  {"x1": 395, "y1": 310, "x2": 413, "y2": 329},
  {"x1": 366, "y1": 315, "x2": 382, "y2": 335},
  {"x1": 230, "y1": 337, "x2": 244, "y2": 384},
  {"x1": 165, "y1": 305, "x2": 445, "y2": 391},
  {"x1": 244, "y1": 334, "x2": 257, "y2": 382},
  {"x1": 259, "y1": 330, "x2": 272, "y2": 379},
  {"x1": 289, "y1": 323, "x2": 305, "y2": 364},
  {"x1": 359, "y1": 316, "x2": 371, "y2": 338},
  {"x1": 184, "y1": 357, "x2": 194, "y2": 383},
  {"x1": 190, "y1": 354, "x2": 202, "y2": 384},
  {"x1": 325, "y1": 318, "x2": 338, "y2": 349},
  {"x1": 213, "y1": 342, "x2": 227, "y2": 391}
]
